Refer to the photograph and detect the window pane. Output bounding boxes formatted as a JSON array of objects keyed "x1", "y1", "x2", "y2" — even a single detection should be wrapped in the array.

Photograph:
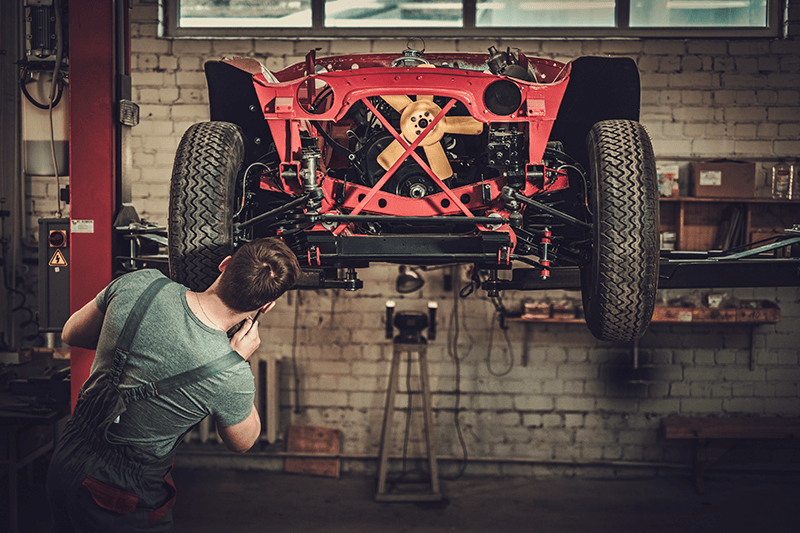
[
  {"x1": 476, "y1": 0, "x2": 615, "y2": 28},
  {"x1": 630, "y1": 0, "x2": 768, "y2": 27},
  {"x1": 326, "y1": 0, "x2": 462, "y2": 27},
  {"x1": 179, "y1": 0, "x2": 312, "y2": 28}
]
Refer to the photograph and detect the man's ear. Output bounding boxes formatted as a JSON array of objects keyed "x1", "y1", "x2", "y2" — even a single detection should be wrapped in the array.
[
  {"x1": 219, "y1": 256, "x2": 232, "y2": 272},
  {"x1": 261, "y1": 301, "x2": 277, "y2": 314}
]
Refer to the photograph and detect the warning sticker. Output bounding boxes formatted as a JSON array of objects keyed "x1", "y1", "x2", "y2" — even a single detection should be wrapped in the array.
[{"x1": 49, "y1": 249, "x2": 68, "y2": 267}]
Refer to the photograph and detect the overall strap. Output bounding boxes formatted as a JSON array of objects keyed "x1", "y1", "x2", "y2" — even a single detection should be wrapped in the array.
[
  {"x1": 110, "y1": 276, "x2": 172, "y2": 386},
  {"x1": 117, "y1": 276, "x2": 171, "y2": 353},
  {"x1": 121, "y1": 351, "x2": 243, "y2": 405}
]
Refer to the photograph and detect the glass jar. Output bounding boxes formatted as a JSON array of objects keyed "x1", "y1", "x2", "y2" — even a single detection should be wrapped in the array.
[{"x1": 771, "y1": 158, "x2": 791, "y2": 199}]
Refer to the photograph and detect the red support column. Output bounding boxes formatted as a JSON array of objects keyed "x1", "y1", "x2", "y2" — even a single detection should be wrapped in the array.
[{"x1": 68, "y1": 0, "x2": 117, "y2": 410}]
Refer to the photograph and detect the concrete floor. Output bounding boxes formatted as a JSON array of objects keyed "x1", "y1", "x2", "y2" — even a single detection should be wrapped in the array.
[{"x1": 7, "y1": 461, "x2": 800, "y2": 533}]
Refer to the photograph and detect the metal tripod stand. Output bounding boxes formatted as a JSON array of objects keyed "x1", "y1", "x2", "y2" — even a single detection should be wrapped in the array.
[{"x1": 375, "y1": 302, "x2": 442, "y2": 502}]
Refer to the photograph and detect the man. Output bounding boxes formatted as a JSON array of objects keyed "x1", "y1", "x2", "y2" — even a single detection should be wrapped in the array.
[{"x1": 46, "y1": 237, "x2": 300, "y2": 532}]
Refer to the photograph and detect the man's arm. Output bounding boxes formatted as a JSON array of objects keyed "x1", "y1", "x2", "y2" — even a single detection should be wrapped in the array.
[
  {"x1": 61, "y1": 299, "x2": 105, "y2": 349},
  {"x1": 216, "y1": 404, "x2": 261, "y2": 453}
]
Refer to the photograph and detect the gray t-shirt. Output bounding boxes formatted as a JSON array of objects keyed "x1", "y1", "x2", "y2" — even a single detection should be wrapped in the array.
[{"x1": 83, "y1": 269, "x2": 255, "y2": 458}]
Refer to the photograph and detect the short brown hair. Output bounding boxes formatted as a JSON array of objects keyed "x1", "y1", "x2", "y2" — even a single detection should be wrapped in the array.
[{"x1": 217, "y1": 237, "x2": 301, "y2": 312}]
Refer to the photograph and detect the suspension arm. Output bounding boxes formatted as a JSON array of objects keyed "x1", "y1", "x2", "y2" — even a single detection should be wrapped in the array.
[{"x1": 504, "y1": 188, "x2": 592, "y2": 231}]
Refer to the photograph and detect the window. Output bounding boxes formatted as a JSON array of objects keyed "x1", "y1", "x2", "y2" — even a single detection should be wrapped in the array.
[{"x1": 165, "y1": 0, "x2": 779, "y2": 38}]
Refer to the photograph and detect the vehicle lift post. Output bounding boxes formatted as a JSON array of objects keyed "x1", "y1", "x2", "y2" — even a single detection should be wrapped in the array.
[{"x1": 375, "y1": 301, "x2": 442, "y2": 502}]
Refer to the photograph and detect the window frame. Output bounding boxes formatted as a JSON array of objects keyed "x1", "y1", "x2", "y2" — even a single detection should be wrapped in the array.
[{"x1": 162, "y1": 0, "x2": 783, "y2": 39}]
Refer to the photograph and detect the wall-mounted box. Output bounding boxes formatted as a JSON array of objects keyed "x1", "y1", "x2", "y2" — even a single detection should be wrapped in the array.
[
  {"x1": 38, "y1": 218, "x2": 70, "y2": 332},
  {"x1": 691, "y1": 160, "x2": 756, "y2": 198}
]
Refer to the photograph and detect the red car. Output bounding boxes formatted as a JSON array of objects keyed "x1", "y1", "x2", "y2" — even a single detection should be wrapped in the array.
[{"x1": 168, "y1": 45, "x2": 659, "y2": 342}]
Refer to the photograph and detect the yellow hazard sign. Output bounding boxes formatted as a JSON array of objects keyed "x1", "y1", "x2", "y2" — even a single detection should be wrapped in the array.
[{"x1": 49, "y1": 249, "x2": 68, "y2": 267}]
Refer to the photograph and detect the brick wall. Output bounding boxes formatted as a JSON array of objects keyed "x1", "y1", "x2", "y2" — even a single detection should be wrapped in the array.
[{"x1": 41, "y1": 0, "x2": 800, "y2": 476}]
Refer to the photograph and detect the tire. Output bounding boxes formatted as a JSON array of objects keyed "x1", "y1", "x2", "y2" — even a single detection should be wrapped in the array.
[
  {"x1": 580, "y1": 120, "x2": 659, "y2": 342},
  {"x1": 168, "y1": 122, "x2": 244, "y2": 291}
]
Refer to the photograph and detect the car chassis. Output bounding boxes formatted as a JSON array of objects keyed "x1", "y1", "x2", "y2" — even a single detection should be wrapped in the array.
[{"x1": 168, "y1": 45, "x2": 665, "y2": 342}]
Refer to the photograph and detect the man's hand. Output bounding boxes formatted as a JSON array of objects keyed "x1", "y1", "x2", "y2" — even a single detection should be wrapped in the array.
[{"x1": 229, "y1": 316, "x2": 260, "y2": 360}]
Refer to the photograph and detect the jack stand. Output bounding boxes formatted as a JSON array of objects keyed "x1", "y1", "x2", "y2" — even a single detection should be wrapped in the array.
[{"x1": 375, "y1": 338, "x2": 441, "y2": 502}]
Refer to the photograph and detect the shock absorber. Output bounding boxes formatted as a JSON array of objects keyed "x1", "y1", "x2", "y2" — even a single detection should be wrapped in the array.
[
  {"x1": 540, "y1": 227, "x2": 551, "y2": 280},
  {"x1": 301, "y1": 135, "x2": 323, "y2": 212}
]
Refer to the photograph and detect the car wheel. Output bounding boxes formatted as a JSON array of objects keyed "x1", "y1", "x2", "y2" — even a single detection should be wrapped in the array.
[
  {"x1": 580, "y1": 120, "x2": 659, "y2": 342},
  {"x1": 168, "y1": 121, "x2": 244, "y2": 291}
]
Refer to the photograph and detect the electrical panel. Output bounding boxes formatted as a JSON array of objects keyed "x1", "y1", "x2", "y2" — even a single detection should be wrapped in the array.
[{"x1": 38, "y1": 217, "x2": 70, "y2": 332}]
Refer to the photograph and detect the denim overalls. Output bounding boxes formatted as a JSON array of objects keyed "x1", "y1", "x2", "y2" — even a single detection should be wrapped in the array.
[{"x1": 47, "y1": 277, "x2": 243, "y2": 532}]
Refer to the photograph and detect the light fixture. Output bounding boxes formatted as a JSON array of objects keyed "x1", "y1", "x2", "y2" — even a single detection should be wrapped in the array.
[{"x1": 395, "y1": 265, "x2": 424, "y2": 293}]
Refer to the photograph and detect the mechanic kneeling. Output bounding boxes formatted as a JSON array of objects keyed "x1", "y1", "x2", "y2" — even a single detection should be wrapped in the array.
[{"x1": 46, "y1": 237, "x2": 300, "y2": 532}]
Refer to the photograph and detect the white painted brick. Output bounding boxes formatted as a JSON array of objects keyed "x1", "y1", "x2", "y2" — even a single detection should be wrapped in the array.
[
  {"x1": 713, "y1": 56, "x2": 737, "y2": 72},
  {"x1": 131, "y1": 37, "x2": 170, "y2": 54},
  {"x1": 172, "y1": 40, "x2": 212, "y2": 55},
  {"x1": 554, "y1": 396, "x2": 594, "y2": 411},
  {"x1": 680, "y1": 56, "x2": 706, "y2": 72},
  {"x1": 652, "y1": 139, "x2": 693, "y2": 156},
  {"x1": 720, "y1": 73, "x2": 766, "y2": 88},
  {"x1": 254, "y1": 40, "x2": 296, "y2": 57},
  {"x1": 682, "y1": 124, "x2": 705, "y2": 139},
  {"x1": 734, "y1": 124, "x2": 757, "y2": 138},
  {"x1": 644, "y1": 40, "x2": 686, "y2": 55},
  {"x1": 294, "y1": 42, "x2": 331, "y2": 55},
  {"x1": 758, "y1": 56, "x2": 781, "y2": 72},
  {"x1": 135, "y1": 119, "x2": 175, "y2": 137},
  {"x1": 681, "y1": 90, "x2": 704, "y2": 105},
  {"x1": 779, "y1": 54, "x2": 800, "y2": 72},
  {"x1": 775, "y1": 382, "x2": 799, "y2": 397},
  {"x1": 680, "y1": 398, "x2": 723, "y2": 413},
  {"x1": 137, "y1": 53, "x2": 159, "y2": 70},
  {"x1": 769, "y1": 107, "x2": 800, "y2": 122},
  {"x1": 599, "y1": 41, "x2": 643, "y2": 55},
  {"x1": 669, "y1": 72, "x2": 719, "y2": 89},
  {"x1": 733, "y1": 140, "x2": 774, "y2": 156},
  {"x1": 768, "y1": 72, "x2": 800, "y2": 88},
  {"x1": 764, "y1": 398, "x2": 800, "y2": 415},
  {"x1": 212, "y1": 40, "x2": 256, "y2": 56},
  {"x1": 138, "y1": 104, "x2": 171, "y2": 120},
  {"x1": 640, "y1": 73, "x2": 669, "y2": 88},
  {"x1": 178, "y1": 56, "x2": 203, "y2": 71},
  {"x1": 757, "y1": 123, "x2": 779, "y2": 138},
  {"x1": 687, "y1": 40, "x2": 727, "y2": 55},
  {"x1": 135, "y1": 88, "x2": 160, "y2": 104},
  {"x1": 514, "y1": 395, "x2": 554, "y2": 411},
  {"x1": 724, "y1": 398, "x2": 765, "y2": 414},
  {"x1": 689, "y1": 382, "x2": 713, "y2": 398},
  {"x1": 174, "y1": 71, "x2": 206, "y2": 86},
  {"x1": 638, "y1": 398, "x2": 680, "y2": 414},
  {"x1": 500, "y1": 40, "x2": 544, "y2": 55},
  {"x1": 658, "y1": 56, "x2": 681, "y2": 73},
  {"x1": 541, "y1": 41, "x2": 583, "y2": 58},
  {"x1": 455, "y1": 39, "x2": 497, "y2": 54},
  {"x1": 159, "y1": 55, "x2": 179, "y2": 71},
  {"x1": 691, "y1": 139, "x2": 736, "y2": 156}
]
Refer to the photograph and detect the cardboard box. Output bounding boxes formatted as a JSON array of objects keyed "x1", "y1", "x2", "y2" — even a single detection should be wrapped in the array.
[{"x1": 691, "y1": 160, "x2": 755, "y2": 198}]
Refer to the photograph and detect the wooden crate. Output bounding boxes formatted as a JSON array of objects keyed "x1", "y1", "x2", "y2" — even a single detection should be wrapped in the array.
[{"x1": 284, "y1": 425, "x2": 341, "y2": 478}]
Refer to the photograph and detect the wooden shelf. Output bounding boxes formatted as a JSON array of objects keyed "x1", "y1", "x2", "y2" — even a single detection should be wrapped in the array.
[
  {"x1": 506, "y1": 317, "x2": 779, "y2": 326},
  {"x1": 659, "y1": 197, "x2": 800, "y2": 252},
  {"x1": 660, "y1": 197, "x2": 800, "y2": 204},
  {"x1": 507, "y1": 301, "x2": 780, "y2": 326}
]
